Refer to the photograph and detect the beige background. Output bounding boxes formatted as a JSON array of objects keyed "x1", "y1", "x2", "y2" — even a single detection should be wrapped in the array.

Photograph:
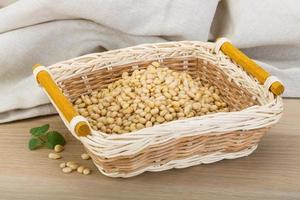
[{"x1": 0, "y1": 99, "x2": 299, "y2": 200}]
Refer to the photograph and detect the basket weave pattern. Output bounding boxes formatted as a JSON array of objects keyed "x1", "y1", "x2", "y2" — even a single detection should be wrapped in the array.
[{"x1": 48, "y1": 41, "x2": 283, "y2": 177}]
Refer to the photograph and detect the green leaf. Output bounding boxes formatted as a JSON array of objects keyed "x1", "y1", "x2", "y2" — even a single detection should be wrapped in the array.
[
  {"x1": 28, "y1": 138, "x2": 43, "y2": 150},
  {"x1": 46, "y1": 131, "x2": 66, "y2": 149},
  {"x1": 45, "y1": 141, "x2": 55, "y2": 149},
  {"x1": 30, "y1": 124, "x2": 49, "y2": 137}
]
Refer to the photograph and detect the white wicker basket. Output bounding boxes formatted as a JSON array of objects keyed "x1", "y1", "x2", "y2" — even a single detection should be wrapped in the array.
[{"x1": 33, "y1": 39, "x2": 284, "y2": 177}]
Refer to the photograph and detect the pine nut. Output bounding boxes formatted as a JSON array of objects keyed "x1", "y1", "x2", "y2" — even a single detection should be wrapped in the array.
[
  {"x1": 69, "y1": 163, "x2": 79, "y2": 170},
  {"x1": 48, "y1": 153, "x2": 61, "y2": 160},
  {"x1": 59, "y1": 162, "x2": 66, "y2": 168},
  {"x1": 77, "y1": 166, "x2": 85, "y2": 174},
  {"x1": 81, "y1": 153, "x2": 90, "y2": 160},
  {"x1": 54, "y1": 144, "x2": 64, "y2": 153},
  {"x1": 62, "y1": 167, "x2": 72, "y2": 173},
  {"x1": 66, "y1": 161, "x2": 76, "y2": 167},
  {"x1": 83, "y1": 168, "x2": 91, "y2": 175}
]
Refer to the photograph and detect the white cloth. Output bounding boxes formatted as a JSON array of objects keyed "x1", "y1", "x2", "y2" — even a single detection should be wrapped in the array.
[
  {"x1": 210, "y1": 0, "x2": 300, "y2": 97},
  {"x1": 0, "y1": 0, "x2": 299, "y2": 123}
]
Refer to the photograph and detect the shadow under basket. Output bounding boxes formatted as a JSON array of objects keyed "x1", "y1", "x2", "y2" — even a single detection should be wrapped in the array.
[{"x1": 33, "y1": 39, "x2": 283, "y2": 177}]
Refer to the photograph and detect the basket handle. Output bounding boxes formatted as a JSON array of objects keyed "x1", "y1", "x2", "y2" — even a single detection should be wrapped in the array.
[
  {"x1": 215, "y1": 38, "x2": 284, "y2": 96},
  {"x1": 33, "y1": 64, "x2": 91, "y2": 136}
]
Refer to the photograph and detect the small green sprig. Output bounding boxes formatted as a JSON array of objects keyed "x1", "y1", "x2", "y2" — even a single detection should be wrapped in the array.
[{"x1": 28, "y1": 124, "x2": 66, "y2": 150}]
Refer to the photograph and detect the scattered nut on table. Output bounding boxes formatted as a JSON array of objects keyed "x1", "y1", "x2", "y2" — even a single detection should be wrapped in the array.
[
  {"x1": 81, "y1": 153, "x2": 90, "y2": 160},
  {"x1": 54, "y1": 144, "x2": 64, "y2": 153},
  {"x1": 69, "y1": 163, "x2": 79, "y2": 170},
  {"x1": 77, "y1": 166, "x2": 85, "y2": 174},
  {"x1": 48, "y1": 153, "x2": 61, "y2": 160},
  {"x1": 59, "y1": 162, "x2": 66, "y2": 168},
  {"x1": 66, "y1": 161, "x2": 77, "y2": 168},
  {"x1": 83, "y1": 168, "x2": 91, "y2": 175},
  {"x1": 62, "y1": 167, "x2": 73, "y2": 173}
]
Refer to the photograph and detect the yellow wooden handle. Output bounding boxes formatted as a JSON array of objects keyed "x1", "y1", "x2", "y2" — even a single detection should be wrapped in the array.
[
  {"x1": 33, "y1": 64, "x2": 90, "y2": 136},
  {"x1": 218, "y1": 40, "x2": 284, "y2": 96}
]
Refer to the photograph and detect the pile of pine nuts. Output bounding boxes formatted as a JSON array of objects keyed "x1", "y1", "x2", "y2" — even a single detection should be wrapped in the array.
[
  {"x1": 48, "y1": 144, "x2": 92, "y2": 175},
  {"x1": 60, "y1": 161, "x2": 91, "y2": 175},
  {"x1": 74, "y1": 62, "x2": 229, "y2": 134}
]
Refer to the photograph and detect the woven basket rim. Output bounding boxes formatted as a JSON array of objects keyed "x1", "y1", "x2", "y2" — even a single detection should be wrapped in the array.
[{"x1": 49, "y1": 41, "x2": 213, "y2": 81}]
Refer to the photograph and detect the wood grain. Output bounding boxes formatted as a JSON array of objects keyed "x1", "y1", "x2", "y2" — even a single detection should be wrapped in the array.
[{"x1": 0, "y1": 99, "x2": 299, "y2": 200}]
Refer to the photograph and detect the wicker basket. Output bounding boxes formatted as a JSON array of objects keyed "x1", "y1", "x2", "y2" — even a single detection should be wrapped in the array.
[{"x1": 33, "y1": 38, "x2": 284, "y2": 178}]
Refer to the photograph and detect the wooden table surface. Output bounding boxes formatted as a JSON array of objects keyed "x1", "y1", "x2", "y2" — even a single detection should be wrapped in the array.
[{"x1": 0, "y1": 99, "x2": 299, "y2": 200}]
